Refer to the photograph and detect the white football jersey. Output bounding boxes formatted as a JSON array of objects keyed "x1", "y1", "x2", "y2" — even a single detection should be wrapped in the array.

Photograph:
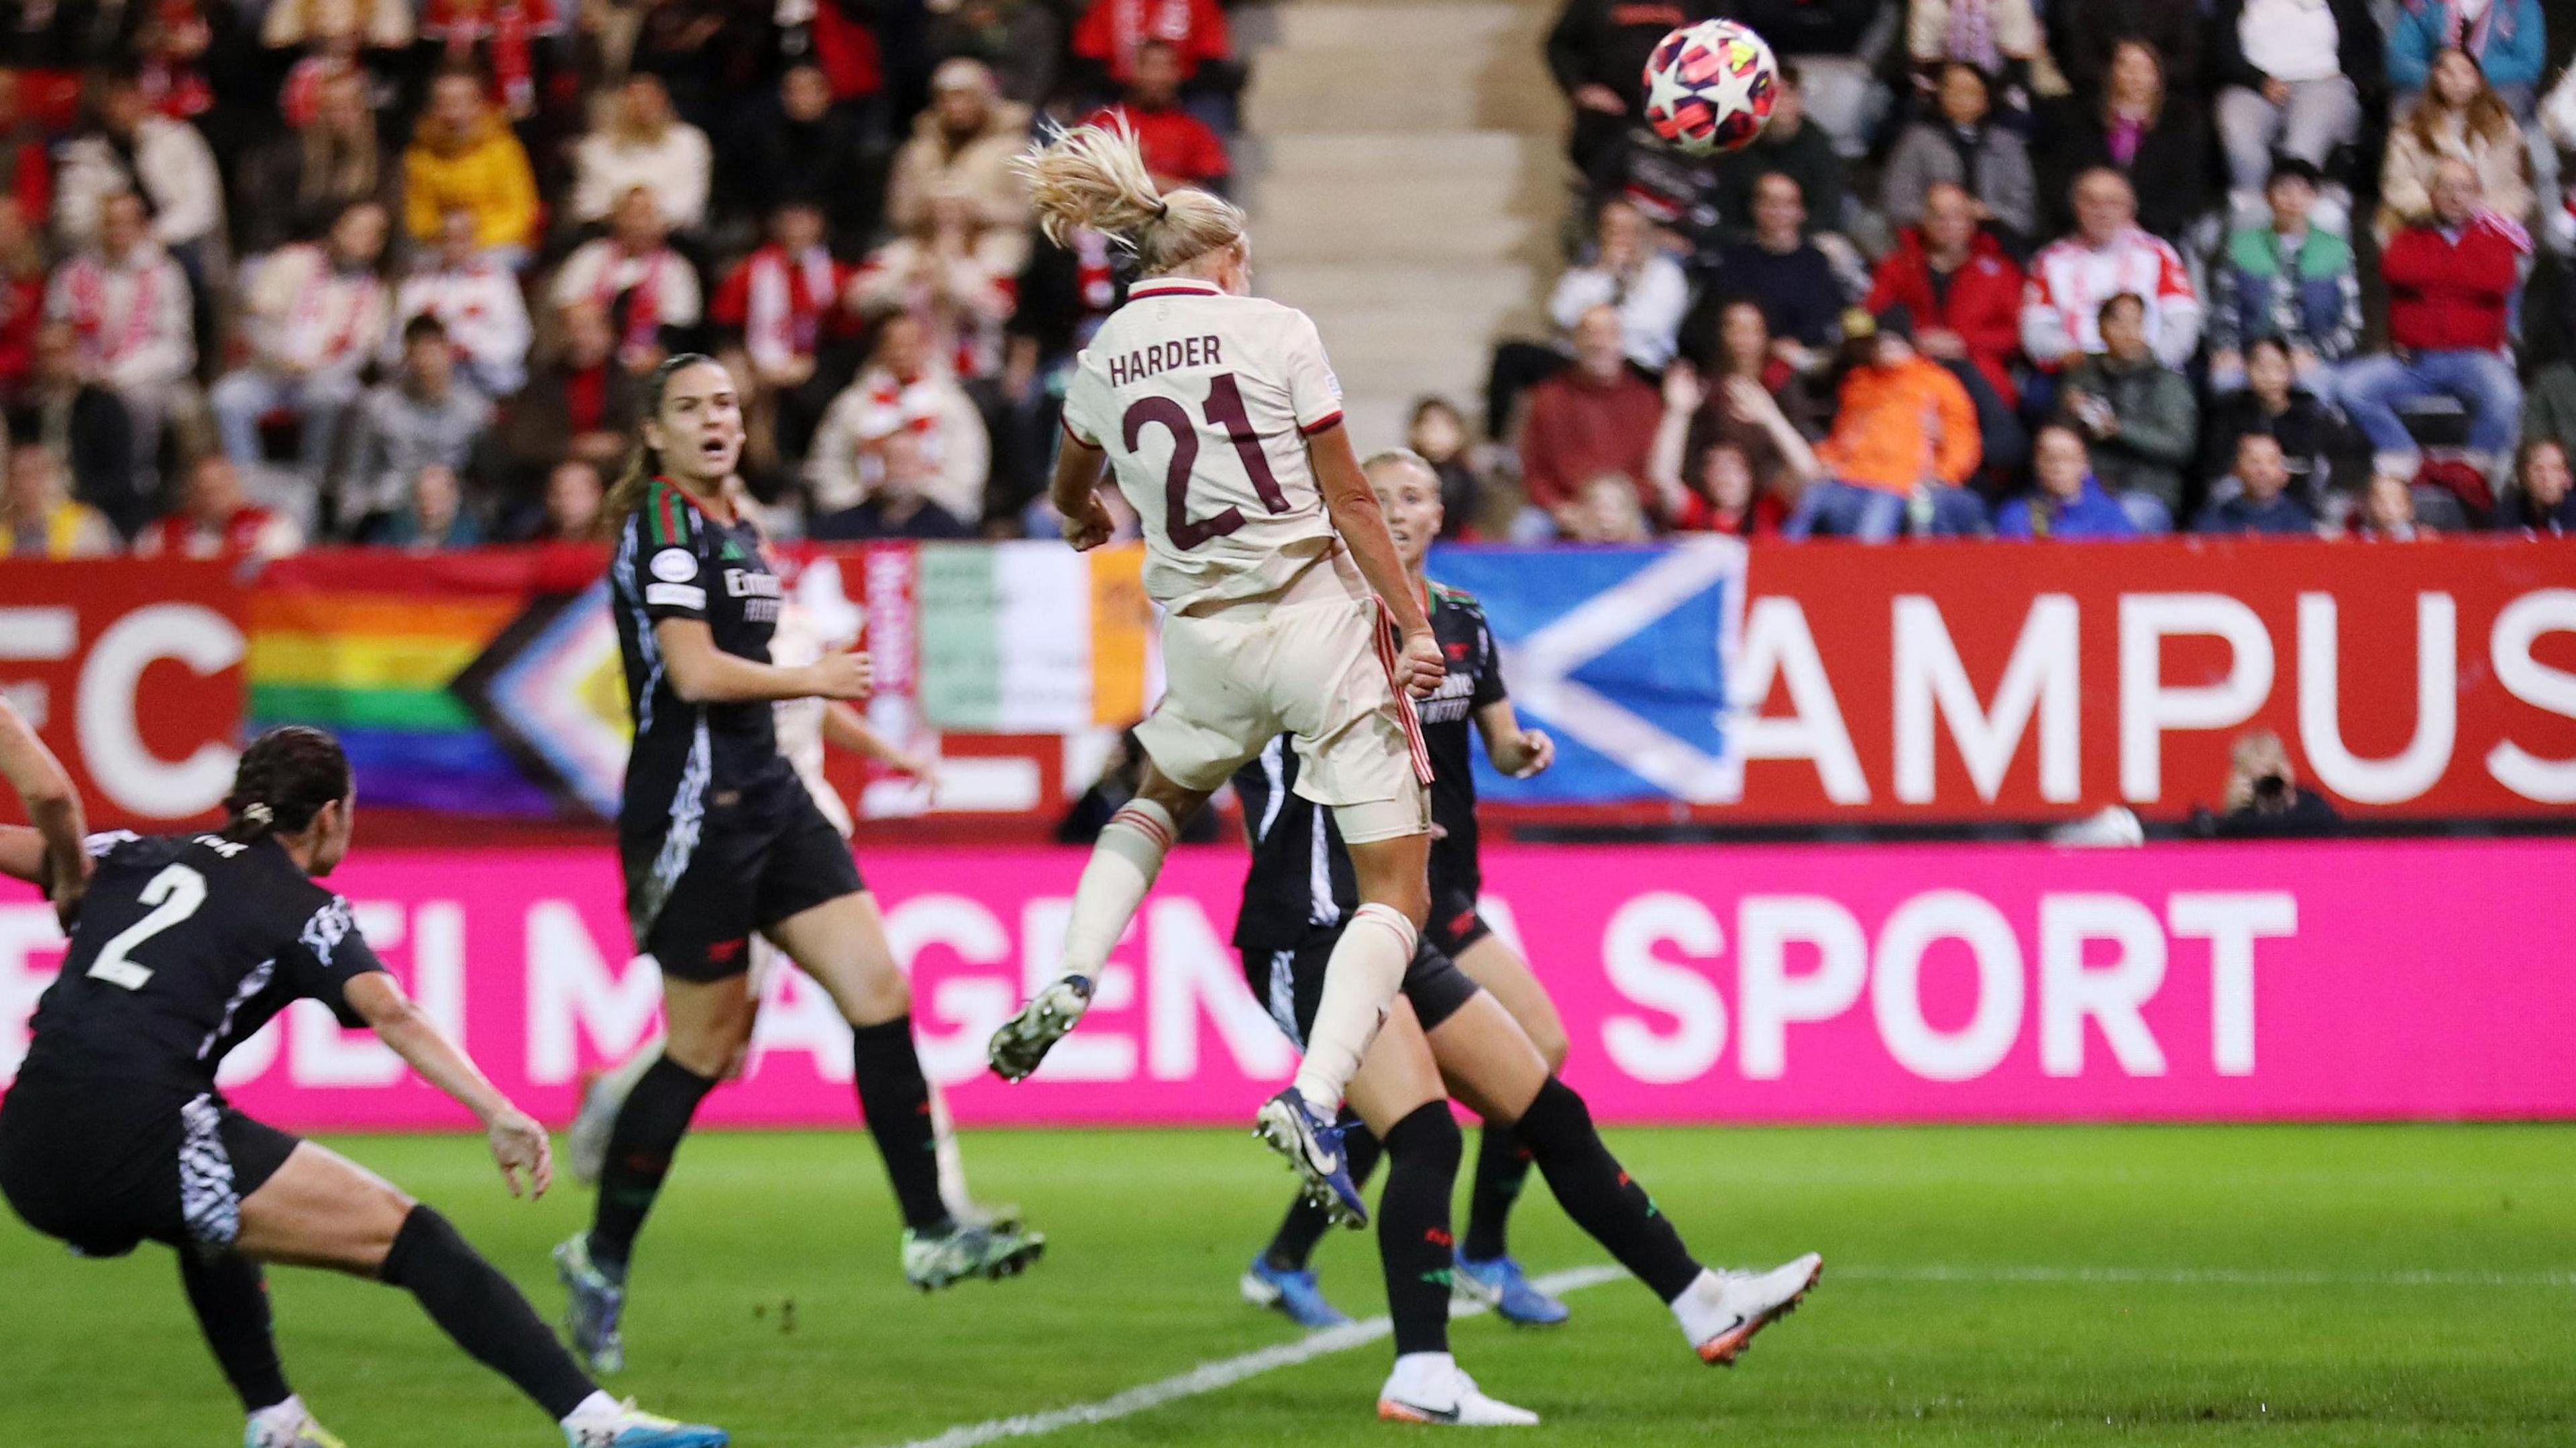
[{"x1": 1062, "y1": 277, "x2": 1347, "y2": 611}]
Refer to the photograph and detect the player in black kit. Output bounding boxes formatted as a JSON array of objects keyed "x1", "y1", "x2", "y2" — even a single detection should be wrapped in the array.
[
  {"x1": 1233, "y1": 448, "x2": 1574, "y2": 1329},
  {"x1": 0, "y1": 722, "x2": 726, "y2": 1448},
  {"x1": 557, "y1": 355, "x2": 1039, "y2": 1377},
  {"x1": 1224, "y1": 452, "x2": 1824, "y2": 1426}
]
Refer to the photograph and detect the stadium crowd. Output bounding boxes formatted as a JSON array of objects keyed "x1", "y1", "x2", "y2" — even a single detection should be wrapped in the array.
[
  {"x1": 7, "y1": 0, "x2": 2576, "y2": 559},
  {"x1": 0, "y1": 0, "x2": 1244, "y2": 558},
  {"x1": 1520, "y1": 0, "x2": 2576, "y2": 541}
]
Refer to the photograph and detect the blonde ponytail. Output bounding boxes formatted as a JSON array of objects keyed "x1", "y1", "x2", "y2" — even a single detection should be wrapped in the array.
[{"x1": 1017, "y1": 117, "x2": 1246, "y2": 275}]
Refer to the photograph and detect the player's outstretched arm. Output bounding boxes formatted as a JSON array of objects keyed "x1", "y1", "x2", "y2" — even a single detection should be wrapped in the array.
[
  {"x1": 0, "y1": 698, "x2": 87, "y2": 926},
  {"x1": 347, "y1": 972, "x2": 555, "y2": 1199},
  {"x1": 657, "y1": 618, "x2": 872, "y2": 704},
  {"x1": 1310, "y1": 422, "x2": 1444, "y2": 695},
  {"x1": 1474, "y1": 700, "x2": 1556, "y2": 780}
]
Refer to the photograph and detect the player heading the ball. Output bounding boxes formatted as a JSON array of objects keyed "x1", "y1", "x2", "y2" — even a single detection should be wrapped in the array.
[{"x1": 985, "y1": 117, "x2": 1446, "y2": 1225}]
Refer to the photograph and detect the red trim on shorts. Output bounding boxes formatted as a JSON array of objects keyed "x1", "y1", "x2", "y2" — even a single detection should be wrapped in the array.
[
  {"x1": 1371, "y1": 602, "x2": 1436, "y2": 786},
  {"x1": 1297, "y1": 410, "x2": 1344, "y2": 437}
]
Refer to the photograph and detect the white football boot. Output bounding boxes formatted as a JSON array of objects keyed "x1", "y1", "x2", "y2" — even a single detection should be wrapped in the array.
[
  {"x1": 1672, "y1": 1253, "x2": 1823, "y2": 1366},
  {"x1": 1375, "y1": 1352, "x2": 1540, "y2": 1426},
  {"x1": 244, "y1": 1397, "x2": 344, "y2": 1448}
]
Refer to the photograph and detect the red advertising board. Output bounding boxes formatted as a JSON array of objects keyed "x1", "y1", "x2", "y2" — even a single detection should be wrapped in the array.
[
  {"x1": 0, "y1": 559, "x2": 245, "y2": 831},
  {"x1": 0, "y1": 539, "x2": 2570, "y2": 832},
  {"x1": 1712, "y1": 537, "x2": 2576, "y2": 821}
]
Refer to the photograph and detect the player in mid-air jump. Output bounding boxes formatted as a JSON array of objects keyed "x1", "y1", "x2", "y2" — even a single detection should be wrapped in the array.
[
  {"x1": 1221, "y1": 454, "x2": 1824, "y2": 1425},
  {"x1": 0, "y1": 718, "x2": 726, "y2": 1448},
  {"x1": 983, "y1": 119, "x2": 1445, "y2": 1220},
  {"x1": 1236, "y1": 449, "x2": 1573, "y2": 1329},
  {"x1": 556, "y1": 355, "x2": 1040, "y2": 1378}
]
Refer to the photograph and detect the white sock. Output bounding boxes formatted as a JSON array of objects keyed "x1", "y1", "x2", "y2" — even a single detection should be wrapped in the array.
[
  {"x1": 1384, "y1": 1350, "x2": 1458, "y2": 1399},
  {"x1": 1667, "y1": 1268, "x2": 1732, "y2": 1341},
  {"x1": 247, "y1": 1395, "x2": 309, "y2": 1444},
  {"x1": 1059, "y1": 801, "x2": 1176, "y2": 981},
  {"x1": 560, "y1": 1390, "x2": 625, "y2": 1431},
  {"x1": 1291, "y1": 902, "x2": 1416, "y2": 1116}
]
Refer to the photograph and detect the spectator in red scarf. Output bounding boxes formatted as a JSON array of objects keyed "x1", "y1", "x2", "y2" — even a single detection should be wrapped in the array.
[
  {"x1": 415, "y1": 0, "x2": 564, "y2": 123},
  {"x1": 388, "y1": 206, "x2": 533, "y2": 398},
  {"x1": 211, "y1": 199, "x2": 391, "y2": 498},
  {"x1": 810, "y1": 430, "x2": 975, "y2": 540},
  {"x1": 1083, "y1": 41, "x2": 1229, "y2": 191},
  {"x1": 42, "y1": 192, "x2": 192, "y2": 499},
  {"x1": 131, "y1": 453, "x2": 304, "y2": 559},
  {"x1": 134, "y1": 0, "x2": 216, "y2": 121},
  {"x1": 549, "y1": 185, "x2": 703, "y2": 374},
  {"x1": 711, "y1": 200, "x2": 863, "y2": 469},
  {"x1": 851, "y1": 186, "x2": 1018, "y2": 382},
  {"x1": 808, "y1": 310, "x2": 988, "y2": 523}
]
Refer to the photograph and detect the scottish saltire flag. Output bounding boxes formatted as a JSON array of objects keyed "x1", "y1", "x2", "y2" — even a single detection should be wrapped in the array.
[{"x1": 1428, "y1": 539, "x2": 1746, "y2": 803}]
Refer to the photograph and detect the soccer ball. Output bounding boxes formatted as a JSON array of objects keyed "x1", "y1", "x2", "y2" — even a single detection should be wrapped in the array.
[{"x1": 1642, "y1": 19, "x2": 1780, "y2": 156}]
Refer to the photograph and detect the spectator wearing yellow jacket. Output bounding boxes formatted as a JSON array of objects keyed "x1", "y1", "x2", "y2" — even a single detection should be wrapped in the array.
[{"x1": 403, "y1": 70, "x2": 539, "y2": 268}]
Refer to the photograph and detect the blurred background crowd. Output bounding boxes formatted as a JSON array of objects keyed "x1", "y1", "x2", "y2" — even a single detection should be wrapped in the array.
[
  {"x1": 7, "y1": 0, "x2": 2576, "y2": 561},
  {"x1": 0, "y1": 0, "x2": 1245, "y2": 558}
]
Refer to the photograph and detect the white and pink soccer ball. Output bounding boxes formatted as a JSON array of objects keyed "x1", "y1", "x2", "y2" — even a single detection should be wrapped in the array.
[{"x1": 1642, "y1": 19, "x2": 1781, "y2": 157}]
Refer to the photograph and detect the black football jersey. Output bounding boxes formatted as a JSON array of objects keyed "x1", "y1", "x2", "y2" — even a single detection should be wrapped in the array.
[
  {"x1": 610, "y1": 478, "x2": 797, "y2": 840},
  {"x1": 1232, "y1": 583, "x2": 1509, "y2": 954},
  {"x1": 18, "y1": 832, "x2": 386, "y2": 1090}
]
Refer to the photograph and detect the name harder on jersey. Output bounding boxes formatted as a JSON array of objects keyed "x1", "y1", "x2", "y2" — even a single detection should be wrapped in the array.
[{"x1": 1108, "y1": 335, "x2": 1225, "y2": 387}]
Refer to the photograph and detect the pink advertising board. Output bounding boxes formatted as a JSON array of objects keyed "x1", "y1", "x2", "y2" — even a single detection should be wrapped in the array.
[{"x1": 3, "y1": 842, "x2": 2571, "y2": 1130}]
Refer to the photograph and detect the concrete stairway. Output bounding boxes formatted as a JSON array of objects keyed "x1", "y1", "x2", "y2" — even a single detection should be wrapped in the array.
[{"x1": 1237, "y1": 0, "x2": 1568, "y2": 454}]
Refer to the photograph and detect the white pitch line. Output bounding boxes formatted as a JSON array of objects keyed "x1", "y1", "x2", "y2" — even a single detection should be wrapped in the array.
[
  {"x1": 879, "y1": 1265, "x2": 1625, "y2": 1448},
  {"x1": 876, "y1": 1259, "x2": 2576, "y2": 1448}
]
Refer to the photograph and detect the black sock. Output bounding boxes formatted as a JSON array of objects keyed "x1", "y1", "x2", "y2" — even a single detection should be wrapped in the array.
[
  {"x1": 591, "y1": 1054, "x2": 717, "y2": 1272},
  {"x1": 1462, "y1": 1121, "x2": 1532, "y2": 1262},
  {"x1": 852, "y1": 1015, "x2": 951, "y2": 1232},
  {"x1": 1377, "y1": 1102, "x2": 1463, "y2": 1357},
  {"x1": 380, "y1": 1205, "x2": 598, "y2": 1421},
  {"x1": 1514, "y1": 1078, "x2": 1702, "y2": 1303},
  {"x1": 178, "y1": 1250, "x2": 291, "y2": 1413},
  {"x1": 1262, "y1": 1113, "x2": 1382, "y2": 1272}
]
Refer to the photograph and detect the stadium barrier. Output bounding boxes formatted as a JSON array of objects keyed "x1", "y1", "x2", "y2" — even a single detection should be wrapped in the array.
[
  {"x1": 5, "y1": 537, "x2": 2571, "y2": 837},
  {"x1": 7, "y1": 840, "x2": 2569, "y2": 1129}
]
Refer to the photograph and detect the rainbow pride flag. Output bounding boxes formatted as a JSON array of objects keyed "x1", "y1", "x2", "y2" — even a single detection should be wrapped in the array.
[{"x1": 247, "y1": 551, "x2": 611, "y2": 816}]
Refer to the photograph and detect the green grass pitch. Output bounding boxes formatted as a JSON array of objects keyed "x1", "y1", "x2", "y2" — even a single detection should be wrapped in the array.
[{"x1": 2, "y1": 1123, "x2": 2569, "y2": 1446}]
